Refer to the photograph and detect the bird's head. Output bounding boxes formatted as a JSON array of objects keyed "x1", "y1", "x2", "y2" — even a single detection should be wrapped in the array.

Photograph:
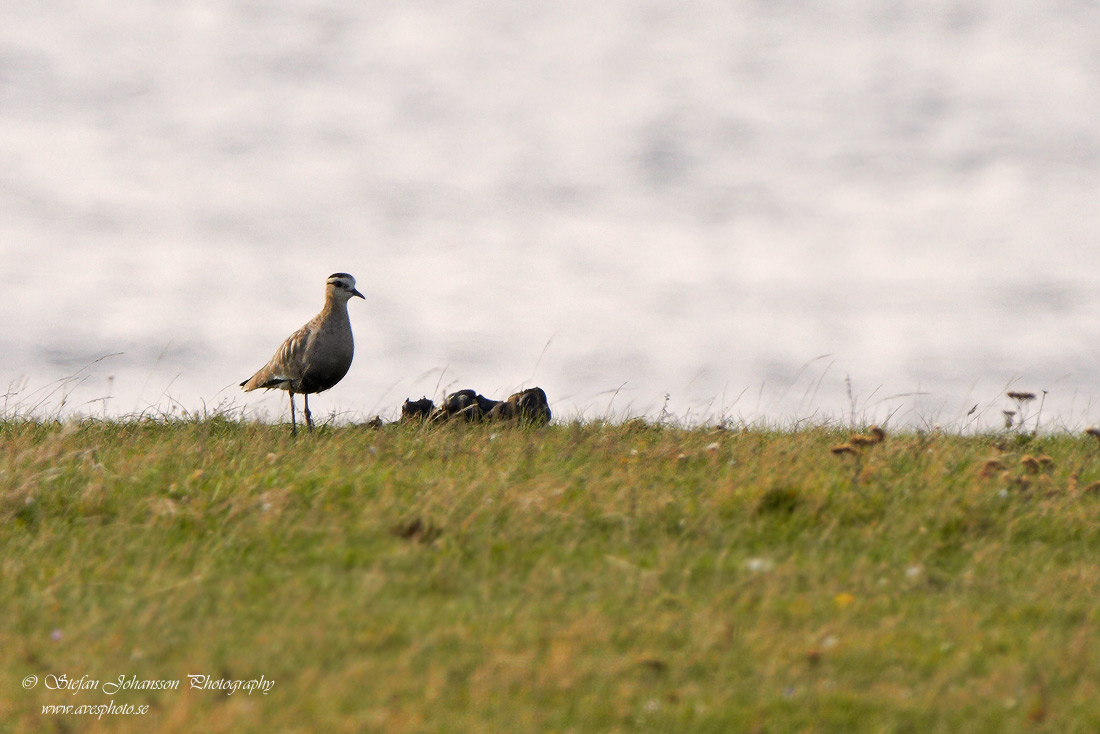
[{"x1": 326, "y1": 272, "x2": 365, "y2": 301}]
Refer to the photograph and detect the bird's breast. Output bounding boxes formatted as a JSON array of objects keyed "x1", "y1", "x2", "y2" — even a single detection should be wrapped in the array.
[{"x1": 298, "y1": 335, "x2": 354, "y2": 394}]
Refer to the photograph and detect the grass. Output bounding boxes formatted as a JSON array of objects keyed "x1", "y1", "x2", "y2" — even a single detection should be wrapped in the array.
[{"x1": 5, "y1": 417, "x2": 1100, "y2": 732}]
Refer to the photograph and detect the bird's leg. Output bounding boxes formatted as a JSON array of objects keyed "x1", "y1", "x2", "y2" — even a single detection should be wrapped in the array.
[
  {"x1": 304, "y1": 393, "x2": 313, "y2": 431},
  {"x1": 289, "y1": 391, "x2": 298, "y2": 436}
]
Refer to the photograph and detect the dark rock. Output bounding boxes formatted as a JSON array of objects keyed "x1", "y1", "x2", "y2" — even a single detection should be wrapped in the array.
[
  {"x1": 487, "y1": 387, "x2": 551, "y2": 426},
  {"x1": 401, "y1": 397, "x2": 436, "y2": 422},
  {"x1": 429, "y1": 390, "x2": 502, "y2": 422},
  {"x1": 401, "y1": 387, "x2": 550, "y2": 426}
]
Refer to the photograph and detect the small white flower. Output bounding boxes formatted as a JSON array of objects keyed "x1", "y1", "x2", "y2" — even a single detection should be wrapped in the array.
[{"x1": 743, "y1": 557, "x2": 775, "y2": 573}]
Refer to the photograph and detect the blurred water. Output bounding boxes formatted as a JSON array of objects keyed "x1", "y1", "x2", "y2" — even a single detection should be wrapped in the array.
[{"x1": 3, "y1": 1, "x2": 1100, "y2": 428}]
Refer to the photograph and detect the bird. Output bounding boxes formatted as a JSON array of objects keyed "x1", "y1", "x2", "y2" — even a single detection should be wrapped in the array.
[{"x1": 240, "y1": 272, "x2": 364, "y2": 434}]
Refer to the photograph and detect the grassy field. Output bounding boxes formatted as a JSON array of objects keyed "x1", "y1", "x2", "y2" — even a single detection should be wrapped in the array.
[{"x1": 5, "y1": 417, "x2": 1100, "y2": 732}]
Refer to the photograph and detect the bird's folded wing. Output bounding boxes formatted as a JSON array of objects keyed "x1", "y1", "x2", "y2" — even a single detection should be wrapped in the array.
[
  {"x1": 276, "y1": 325, "x2": 312, "y2": 371},
  {"x1": 245, "y1": 324, "x2": 312, "y2": 390}
]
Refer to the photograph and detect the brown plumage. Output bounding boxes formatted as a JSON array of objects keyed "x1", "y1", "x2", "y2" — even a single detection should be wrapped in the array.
[{"x1": 241, "y1": 272, "x2": 364, "y2": 433}]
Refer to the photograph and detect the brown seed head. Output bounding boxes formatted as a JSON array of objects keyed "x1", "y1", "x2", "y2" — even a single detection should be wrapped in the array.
[
  {"x1": 1007, "y1": 391, "x2": 1037, "y2": 402},
  {"x1": 1020, "y1": 455, "x2": 1041, "y2": 474},
  {"x1": 637, "y1": 658, "x2": 668, "y2": 673},
  {"x1": 849, "y1": 426, "x2": 886, "y2": 448},
  {"x1": 979, "y1": 459, "x2": 1006, "y2": 479}
]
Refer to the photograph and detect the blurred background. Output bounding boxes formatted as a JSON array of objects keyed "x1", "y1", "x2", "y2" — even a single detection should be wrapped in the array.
[{"x1": 3, "y1": 1, "x2": 1100, "y2": 428}]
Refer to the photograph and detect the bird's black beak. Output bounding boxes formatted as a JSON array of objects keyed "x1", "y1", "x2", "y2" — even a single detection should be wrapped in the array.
[{"x1": 351, "y1": 288, "x2": 365, "y2": 299}]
